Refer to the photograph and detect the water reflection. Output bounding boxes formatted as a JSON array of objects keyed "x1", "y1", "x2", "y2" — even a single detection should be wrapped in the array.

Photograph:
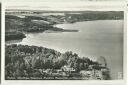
[{"x1": 6, "y1": 39, "x2": 23, "y2": 45}]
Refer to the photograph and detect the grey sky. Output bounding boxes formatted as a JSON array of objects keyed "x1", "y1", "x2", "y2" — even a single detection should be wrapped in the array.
[{"x1": 5, "y1": 1, "x2": 125, "y2": 11}]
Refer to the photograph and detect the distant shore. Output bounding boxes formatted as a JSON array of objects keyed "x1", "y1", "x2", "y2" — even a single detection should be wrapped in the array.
[
  {"x1": 44, "y1": 29, "x2": 79, "y2": 33},
  {"x1": 5, "y1": 28, "x2": 79, "y2": 41},
  {"x1": 5, "y1": 11, "x2": 123, "y2": 41}
]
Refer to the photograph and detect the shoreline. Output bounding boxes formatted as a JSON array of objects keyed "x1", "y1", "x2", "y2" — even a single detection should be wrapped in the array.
[{"x1": 5, "y1": 19, "x2": 122, "y2": 41}]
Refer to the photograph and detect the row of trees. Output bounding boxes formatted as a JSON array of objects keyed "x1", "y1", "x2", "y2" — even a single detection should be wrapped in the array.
[{"x1": 65, "y1": 11, "x2": 124, "y2": 23}]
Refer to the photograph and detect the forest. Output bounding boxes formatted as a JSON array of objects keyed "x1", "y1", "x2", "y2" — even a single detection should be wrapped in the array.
[{"x1": 5, "y1": 44, "x2": 110, "y2": 80}]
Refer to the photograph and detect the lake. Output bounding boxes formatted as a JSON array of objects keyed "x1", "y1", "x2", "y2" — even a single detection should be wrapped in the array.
[{"x1": 7, "y1": 20, "x2": 123, "y2": 80}]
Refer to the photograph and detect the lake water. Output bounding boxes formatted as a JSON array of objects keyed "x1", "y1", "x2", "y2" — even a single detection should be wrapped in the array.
[{"x1": 7, "y1": 20, "x2": 123, "y2": 80}]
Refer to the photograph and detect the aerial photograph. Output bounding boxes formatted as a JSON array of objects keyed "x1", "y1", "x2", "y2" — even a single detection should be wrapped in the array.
[{"x1": 5, "y1": 3, "x2": 124, "y2": 80}]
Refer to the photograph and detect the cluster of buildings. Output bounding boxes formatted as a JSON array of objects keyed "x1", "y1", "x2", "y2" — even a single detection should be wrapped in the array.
[{"x1": 32, "y1": 64, "x2": 109, "y2": 80}]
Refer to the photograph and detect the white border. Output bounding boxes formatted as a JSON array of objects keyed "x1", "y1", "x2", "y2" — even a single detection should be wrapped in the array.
[
  {"x1": 1, "y1": 1, "x2": 127, "y2": 85},
  {"x1": 1, "y1": 2, "x2": 5, "y2": 85}
]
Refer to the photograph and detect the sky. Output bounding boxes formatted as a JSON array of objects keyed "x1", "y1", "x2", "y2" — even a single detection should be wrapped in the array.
[{"x1": 5, "y1": 1, "x2": 125, "y2": 11}]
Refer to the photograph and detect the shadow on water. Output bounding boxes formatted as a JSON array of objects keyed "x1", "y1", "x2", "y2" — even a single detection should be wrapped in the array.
[{"x1": 5, "y1": 39, "x2": 23, "y2": 45}]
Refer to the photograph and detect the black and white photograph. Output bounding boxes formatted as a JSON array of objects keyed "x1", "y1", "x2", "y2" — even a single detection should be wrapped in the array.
[{"x1": 5, "y1": 2, "x2": 124, "y2": 80}]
